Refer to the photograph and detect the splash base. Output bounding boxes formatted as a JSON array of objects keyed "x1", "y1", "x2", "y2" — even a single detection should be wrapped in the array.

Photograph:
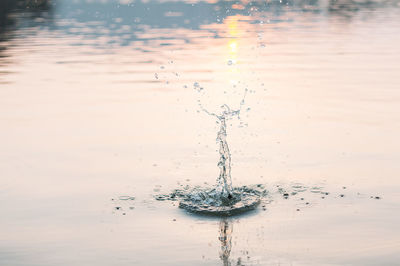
[{"x1": 178, "y1": 187, "x2": 262, "y2": 216}]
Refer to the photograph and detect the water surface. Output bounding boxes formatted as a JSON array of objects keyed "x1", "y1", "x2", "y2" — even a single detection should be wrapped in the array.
[{"x1": 1, "y1": 0, "x2": 400, "y2": 265}]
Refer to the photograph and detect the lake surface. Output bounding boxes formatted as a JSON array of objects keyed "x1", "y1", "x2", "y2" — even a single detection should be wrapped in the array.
[{"x1": 1, "y1": 0, "x2": 400, "y2": 265}]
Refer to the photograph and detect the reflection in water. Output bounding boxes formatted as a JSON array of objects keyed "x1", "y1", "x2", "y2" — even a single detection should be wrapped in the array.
[
  {"x1": 0, "y1": 0, "x2": 52, "y2": 80},
  {"x1": 0, "y1": 0, "x2": 397, "y2": 72},
  {"x1": 1, "y1": 0, "x2": 397, "y2": 44},
  {"x1": 218, "y1": 219, "x2": 233, "y2": 266},
  {"x1": 0, "y1": 0, "x2": 397, "y2": 82},
  {"x1": 0, "y1": 0, "x2": 52, "y2": 35}
]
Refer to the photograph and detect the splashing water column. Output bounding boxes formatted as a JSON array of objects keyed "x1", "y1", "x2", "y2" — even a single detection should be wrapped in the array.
[{"x1": 216, "y1": 115, "x2": 233, "y2": 200}]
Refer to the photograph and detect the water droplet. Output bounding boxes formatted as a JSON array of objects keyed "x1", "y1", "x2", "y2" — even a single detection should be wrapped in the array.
[
  {"x1": 154, "y1": 73, "x2": 158, "y2": 79},
  {"x1": 193, "y1": 82, "x2": 203, "y2": 91}
]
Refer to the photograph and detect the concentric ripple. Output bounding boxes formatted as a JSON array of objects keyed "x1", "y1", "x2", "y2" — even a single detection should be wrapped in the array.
[{"x1": 156, "y1": 185, "x2": 267, "y2": 216}]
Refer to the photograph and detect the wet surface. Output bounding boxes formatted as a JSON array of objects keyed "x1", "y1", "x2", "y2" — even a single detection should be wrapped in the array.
[
  {"x1": 1, "y1": 0, "x2": 400, "y2": 265},
  {"x1": 158, "y1": 185, "x2": 263, "y2": 216}
]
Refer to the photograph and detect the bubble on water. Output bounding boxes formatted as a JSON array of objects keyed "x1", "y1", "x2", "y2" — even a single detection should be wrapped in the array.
[
  {"x1": 227, "y1": 60, "x2": 233, "y2": 65},
  {"x1": 193, "y1": 82, "x2": 203, "y2": 91}
]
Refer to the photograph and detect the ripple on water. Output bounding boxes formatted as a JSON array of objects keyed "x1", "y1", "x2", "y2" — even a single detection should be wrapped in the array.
[{"x1": 156, "y1": 185, "x2": 268, "y2": 216}]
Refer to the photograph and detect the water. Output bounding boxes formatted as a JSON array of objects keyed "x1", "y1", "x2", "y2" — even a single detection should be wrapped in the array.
[
  {"x1": 1, "y1": 0, "x2": 400, "y2": 265},
  {"x1": 159, "y1": 85, "x2": 261, "y2": 216},
  {"x1": 156, "y1": 79, "x2": 260, "y2": 216},
  {"x1": 218, "y1": 219, "x2": 232, "y2": 266},
  {"x1": 215, "y1": 107, "x2": 234, "y2": 199},
  {"x1": 157, "y1": 77, "x2": 258, "y2": 215}
]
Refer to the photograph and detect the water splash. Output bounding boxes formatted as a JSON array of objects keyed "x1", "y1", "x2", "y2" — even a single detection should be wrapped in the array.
[
  {"x1": 178, "y1": 185, "x2": 264, "y2": 216},
  {"x1": 155, "y1": 181, "x2": 351, "y2": 216},
  {"x1": 216, "y1": 111, "x2": 233, "y2": 199},
  {"x1": 197, "y1": 88, "x2": 247, "y2": 201},
  {"x1": 155, "y1": 82, "x2": 260, "y2": 216}
]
